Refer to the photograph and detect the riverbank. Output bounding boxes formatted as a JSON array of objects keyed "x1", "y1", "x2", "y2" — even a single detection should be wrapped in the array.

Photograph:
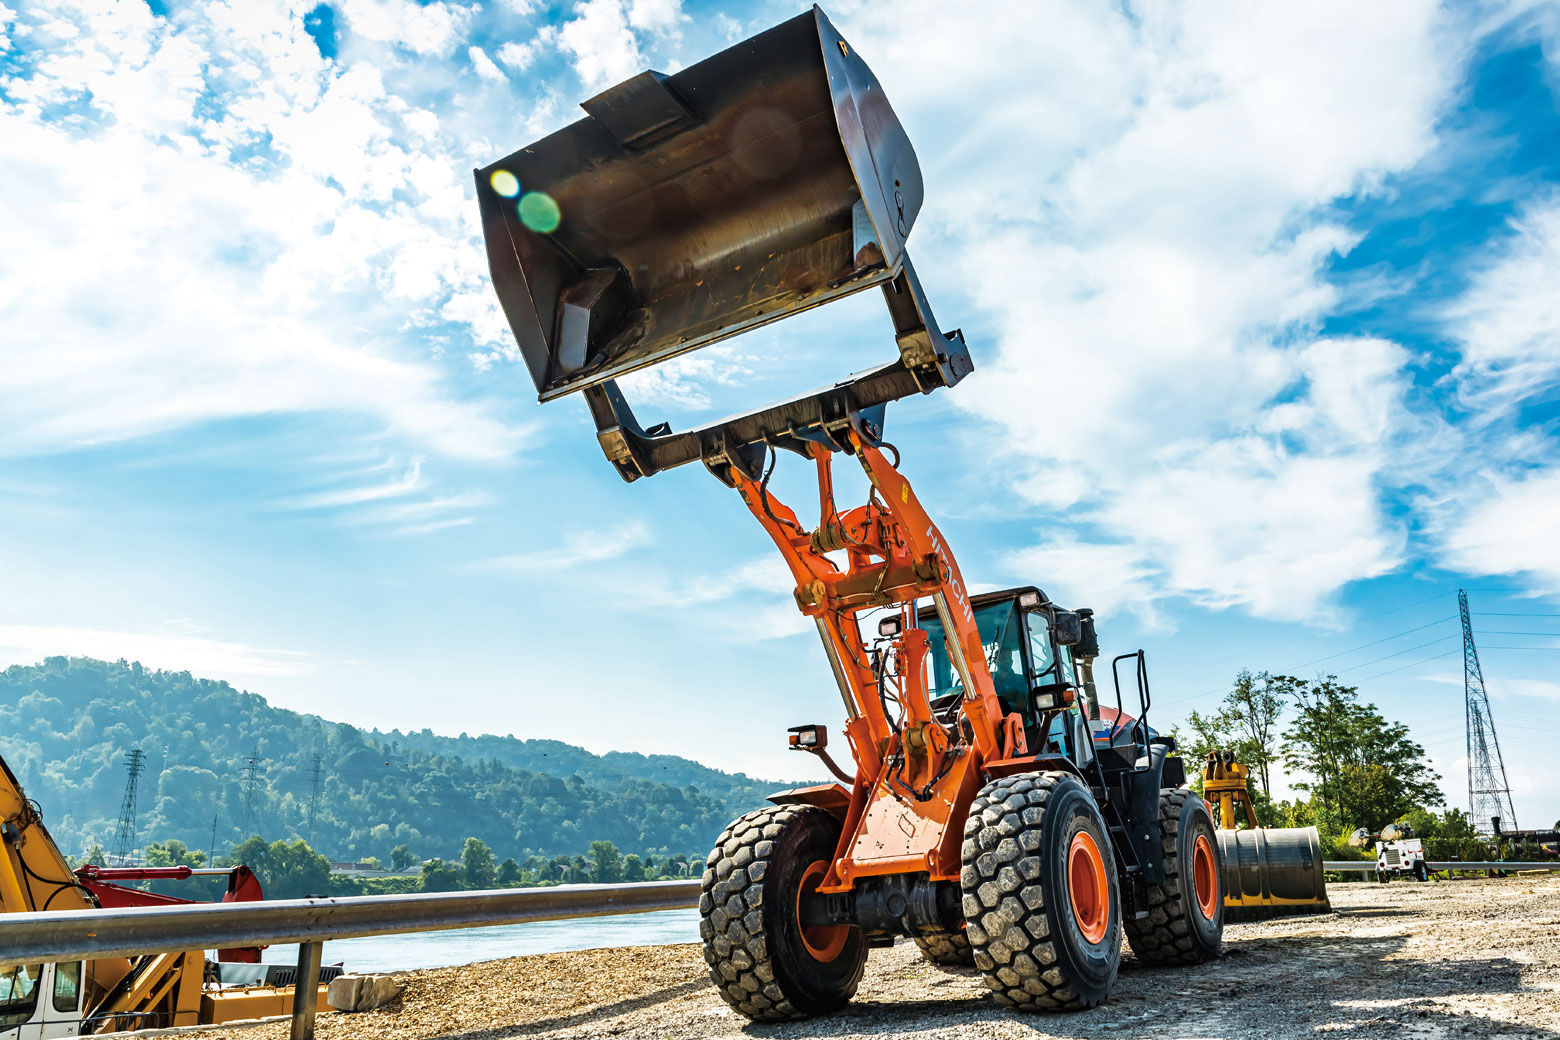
[{"x1": 188, "y1": 872, "x2": 1560, "y2": 1039}]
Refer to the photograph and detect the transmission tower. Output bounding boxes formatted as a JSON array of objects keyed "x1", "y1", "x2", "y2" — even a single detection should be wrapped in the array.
[
  {"x1": 306, "y1": 753, "x2": 324, "y2": 845},
  {"x1": 1460, "y1": 589, "x2": 1518, "y2": 835},
  {"x1": 240, "y1": 750, "x2": 263, "y2": 837},
  {"x1": 110, "y1": 748, "x2": 146, "y2": 864}
]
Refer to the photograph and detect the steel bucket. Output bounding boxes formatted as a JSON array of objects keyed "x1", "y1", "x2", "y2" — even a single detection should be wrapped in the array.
[{"x1": 476, "y1": 6, "x2": 925, "y2": 403}]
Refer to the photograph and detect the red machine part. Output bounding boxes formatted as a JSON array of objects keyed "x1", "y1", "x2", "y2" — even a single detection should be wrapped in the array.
[{"x1": 75, "y1": 864, "x2": 266, "y2": 962}]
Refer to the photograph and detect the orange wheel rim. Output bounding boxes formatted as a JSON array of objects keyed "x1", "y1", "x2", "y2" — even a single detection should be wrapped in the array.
[
  {"x1": 1192, "y1": 833, "x2": 1218, "y2": 920},
  {"x1": 1067, "y1": 831, "x2": 1110, "y2": 945},
  {"x1": 796, "y1": 861, "x2": 848, "y2": 962}
]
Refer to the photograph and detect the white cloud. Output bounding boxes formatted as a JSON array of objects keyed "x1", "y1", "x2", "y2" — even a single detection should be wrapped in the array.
[
  {"x1": 0, "y1": 0, "x2": 526, "y2": 478},
  {"x1": 1445, "y1": 192, "x2": 1560, "y2": 420},
  {"x1": 496, "y1": 30, "x2": 554, "y2": 72},
  {"x1": 555, "y1": 0, "x2": 682, "y2": 92},
  {"x1": 1442, "y1": 466, "x2": 1560, "y2": 587},
  {"x1": 0, "y1": 623, "x2": 310, "y2": 682},
  {"x1": 557, "y1": 0, "x2": 644, "y2": 90},
  {"x1": 468, "y1": 45, "x2": 507, "y2": 83},
  {"x1": 472, "y1": 520, "x2": 651, "y2": 571},
  {"x1": 828, "y1": 0, "x2": 1463, "y2": 621},
  {"x1": 283, "y1": 457, "x2": 428, "y2": 509},
  {"x1": 334, "y1": 0, "x2": 475, "y2": 58}
]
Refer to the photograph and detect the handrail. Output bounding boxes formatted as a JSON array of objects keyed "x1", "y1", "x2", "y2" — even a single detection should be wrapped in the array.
[
  {"x1": 0, "y1": 879, "x2": 701, "y2": 963},
  {"x1": 0, "y1": 879, "x2": 701, "y2": 1040},
  {"x1": 1323, "y1": 860, "x2": 1560, "y2": 872}
]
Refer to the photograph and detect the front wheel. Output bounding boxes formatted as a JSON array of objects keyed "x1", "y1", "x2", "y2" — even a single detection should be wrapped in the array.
[
  {"x1": 962, "y1": 771, "x2": 1122, "y2": 1011},
  {"x1": 1124, "y1": 788, "x2": 1223, "y2": 965},
  {"x1": 700, "y1": 804, "x2": 866, "y2": 1022}
]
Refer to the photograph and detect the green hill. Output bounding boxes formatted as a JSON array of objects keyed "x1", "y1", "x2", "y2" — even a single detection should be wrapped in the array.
[{"x1": 0, "y1": 657, "x2": 790, "y2": 865}]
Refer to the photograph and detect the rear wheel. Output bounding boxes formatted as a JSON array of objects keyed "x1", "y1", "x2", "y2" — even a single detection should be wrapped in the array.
[
  {"x1": 1413, "y1": 860, "x2": 1429, "y2": 882},
  {"x1": 962, "y1": 771, "x2": 1121, "y2": 1011},
  {"x1": 913, "y1": 929, "x2": 975, "y2": 966},
  {"x1": 1124, "y1": 788, "x2": 1224, "y2": 965},
  {"x1": 700, "y1": 804, "x2": 866, "y2": 1021}
]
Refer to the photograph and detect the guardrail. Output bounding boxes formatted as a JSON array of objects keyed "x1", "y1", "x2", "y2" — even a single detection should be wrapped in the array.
[
  {"x1": 0, "y1": 879, "x2": 701, "y2": 1040},
  {"x1": 1323, "y1": 860, "x2": 1560, "y2": 872}
]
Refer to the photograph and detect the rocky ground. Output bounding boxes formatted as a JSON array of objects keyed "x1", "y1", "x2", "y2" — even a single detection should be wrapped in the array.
[{"x1": 188, "y1": 872, "x2": 1560, "y2": 1040}]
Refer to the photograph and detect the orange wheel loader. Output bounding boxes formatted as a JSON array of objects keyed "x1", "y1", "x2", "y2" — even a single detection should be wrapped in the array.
[{"x1": 476, "y1": 6, "x2": 1224, "y2": 1019}]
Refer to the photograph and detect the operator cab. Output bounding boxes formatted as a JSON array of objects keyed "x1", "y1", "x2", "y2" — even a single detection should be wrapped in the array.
[{"x1": 916, "y1": 587, "x2": 1097, "y2": 761}]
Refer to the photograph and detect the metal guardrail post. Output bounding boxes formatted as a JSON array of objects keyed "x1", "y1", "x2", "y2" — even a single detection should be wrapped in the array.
[{"x1": 291, "y1": 940, "x2": 323, "y2": 1040}]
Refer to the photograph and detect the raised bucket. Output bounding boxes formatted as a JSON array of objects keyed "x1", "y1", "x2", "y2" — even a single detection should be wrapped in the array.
[{"x1": 477, "y1": 6, "x2": 925, "y2": 404}]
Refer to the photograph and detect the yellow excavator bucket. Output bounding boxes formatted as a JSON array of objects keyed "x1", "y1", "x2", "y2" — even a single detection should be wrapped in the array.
[
  {"x1": 1204, "y1": 751, "x2": 1330, "y2": 919},
  {"x1": 476, "y1": 6, "x2": 971, "y2": 483}
]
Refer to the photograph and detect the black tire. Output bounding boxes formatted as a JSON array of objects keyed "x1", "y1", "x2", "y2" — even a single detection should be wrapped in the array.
[
  {"x1": 699, "y1": 804, "x2": 866, "y2": 1021},
  {"x1": 1124, "y1": 788, "x2": 1224, "y2": 965},
  {"x1": 962, "y1": 771, "x2": 1121, "y2": 1011},
  {"x1": 913, "y1": 929, "x2": 975, "y2": 966},
  {"x1": 1377, "y1": 869, "x2": 1390, "y2": 884},
  {"x1": 1413, "y1": 860, "x2": 1429, "y2": 883}
]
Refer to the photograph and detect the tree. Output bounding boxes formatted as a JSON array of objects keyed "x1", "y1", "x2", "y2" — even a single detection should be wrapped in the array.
[
  {"x1": 1279, "y1": 675, "x2": 1440, "y2": 833},
  {"x1": 622, "y1": 854, "x2": 645, "y2": 882},
  {"x1": 418, "y1": 858, "x2": 464, "y2": 892},
  {"x1": 462, "y1": 837, "x2": 497, "y2": 890},
  {"x1": 390, "y1": 844, "x2": 414, "y2": 871},
  {"x1": 496, "y1": 858, "x2": 523, "y2": 886},
  {"x1": 588, "y1": 841, "x2": 622, "y2": 883},
  {"x1": 226, "y1": 837, "x2": 332, "y2": 899},
  {"x1": 82, "y1": 842, "x2": 106, "y2": 867},
  {"x1": 144, "y1": 839, "x2": 205, "y2": 869},
  {"x1": 1221, "y1": 671, "x2": 1285, "y2": 796}
]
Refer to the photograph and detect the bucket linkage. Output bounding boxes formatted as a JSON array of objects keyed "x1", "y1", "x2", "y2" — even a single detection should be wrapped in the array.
[{"x1": 476, "y1": 6, "x2": 970, "y2": 484}]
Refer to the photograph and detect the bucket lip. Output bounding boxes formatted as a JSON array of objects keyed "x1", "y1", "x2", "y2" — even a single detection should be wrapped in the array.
[{"x1": 476, "y1": 3, "x2": 924, "y2": 404}]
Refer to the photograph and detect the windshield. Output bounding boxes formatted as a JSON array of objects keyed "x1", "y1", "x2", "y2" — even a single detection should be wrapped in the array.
[
  {"x1": 0, "y1": 963, "x2": 43, "y2": 1028},
  {"x1": 921, "y1": 600, "x2": 1029, "y2": 705}
]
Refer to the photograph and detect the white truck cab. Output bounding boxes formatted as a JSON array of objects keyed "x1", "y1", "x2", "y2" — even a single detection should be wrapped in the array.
[{"x1": 0, "y1": 961, "x2": 85, "y2": 1039}]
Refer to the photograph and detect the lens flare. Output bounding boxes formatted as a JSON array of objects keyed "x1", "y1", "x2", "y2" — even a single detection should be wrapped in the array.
[
  {"x1": 489, "y1": 169, "x2": 520, "y2": 198},
  {"x1": 518, "y1": 191, "x2": 561, "y2": 233}
]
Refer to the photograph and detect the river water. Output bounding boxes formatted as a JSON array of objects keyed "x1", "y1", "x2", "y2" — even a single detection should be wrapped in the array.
[{"x1": 259, "y1": 908, "x2": 700, "y2": 974}]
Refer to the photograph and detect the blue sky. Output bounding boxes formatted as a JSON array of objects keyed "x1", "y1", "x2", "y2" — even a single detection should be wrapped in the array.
[{"x1": 2, "y1": 0, "x2": 1558, "y2": 828}]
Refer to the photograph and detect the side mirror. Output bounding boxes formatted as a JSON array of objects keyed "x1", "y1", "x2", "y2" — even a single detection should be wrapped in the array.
[{"x1": 1052, "y1": 611, "x2": 1083, "y2": 647}]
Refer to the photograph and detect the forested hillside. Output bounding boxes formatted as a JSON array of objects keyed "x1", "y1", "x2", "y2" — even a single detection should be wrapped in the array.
[{"x1": 0, "y1": 657, "x2": 788, "y2": 865}]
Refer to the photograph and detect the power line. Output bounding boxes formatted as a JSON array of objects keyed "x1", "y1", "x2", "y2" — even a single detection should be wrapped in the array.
[
  {"x1": 1479, "y1": 645, "x2": 1560, "y2": 651},
  {"x1": 1329, "y1": 634, "x2": 1459, "y2": 674},
  {"x1": 1356, "y1": 648, "x2": 1460, "y2": 682},
  {"x1": 1155, "y1": 588, "x2": 1452, "y2": 680},
  {"x1": 1287, "y1": 615, "x2": 1456, "y2": 670}
]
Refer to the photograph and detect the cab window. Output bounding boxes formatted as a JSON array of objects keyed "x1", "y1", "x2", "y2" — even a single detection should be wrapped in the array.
[
  {"x1": 1029, "y1": 620, "x2": 1076, "y2": 686},
  {"x1": 922, "y1": 600, "x2": 1029, "y2": 712},
  {"x1": 0, "y1": 963, "x2": 44, "y2": 1027},
  {"x1": 53, "y1": 961, "x2": 81, "y2": 1013}
]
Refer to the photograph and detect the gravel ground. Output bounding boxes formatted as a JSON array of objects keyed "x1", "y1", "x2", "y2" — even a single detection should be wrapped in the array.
[{"x1": 189, "y1": 873, "x2": 1560, "y2": 1040}]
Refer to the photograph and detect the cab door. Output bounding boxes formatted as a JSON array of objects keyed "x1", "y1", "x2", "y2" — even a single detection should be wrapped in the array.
[{"x1": 38, "y1": 962, "x2": 82, "y2": 1038}]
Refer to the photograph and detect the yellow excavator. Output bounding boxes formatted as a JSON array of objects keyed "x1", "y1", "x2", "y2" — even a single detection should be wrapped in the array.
[
  {"x1": 1, "y1": 755, "x2": 332, "y2": 1035},
  {"x1": 1202, "y1": 751, "x2": 1329, "y2": 918}
]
